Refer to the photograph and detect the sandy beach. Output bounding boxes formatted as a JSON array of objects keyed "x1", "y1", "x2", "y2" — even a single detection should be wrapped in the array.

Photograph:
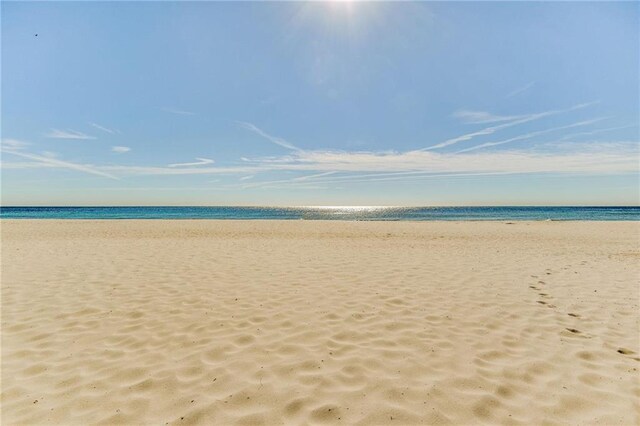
[{"x1": 1, "y1": 220, "x2": 639, "y2": 425}]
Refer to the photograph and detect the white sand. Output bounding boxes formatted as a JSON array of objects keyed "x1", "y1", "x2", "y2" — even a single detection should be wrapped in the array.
[{"x1": 2, "y1": 220, "x2": 639, "y2": 425}]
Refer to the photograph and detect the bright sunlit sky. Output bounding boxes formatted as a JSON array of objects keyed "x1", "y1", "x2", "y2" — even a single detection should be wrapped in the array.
[{"x1": 2, "y1": 1, "x2": 639, "y2": 206}]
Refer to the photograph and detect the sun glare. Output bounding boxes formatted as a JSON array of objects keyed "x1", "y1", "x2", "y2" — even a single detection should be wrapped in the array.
[{"x1": 327, "y1": 0, "x2": 357, "y2": 15}]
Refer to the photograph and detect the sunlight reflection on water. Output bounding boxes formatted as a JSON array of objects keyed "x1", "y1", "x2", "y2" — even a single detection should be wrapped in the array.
[{"x1": 1, "y1": 206, "x2": 638, "y2": 220}]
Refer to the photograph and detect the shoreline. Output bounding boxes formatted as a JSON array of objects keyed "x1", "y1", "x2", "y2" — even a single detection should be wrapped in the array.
[{"x1": 2, "y1": 218, "x2": 639, "y2": 222}]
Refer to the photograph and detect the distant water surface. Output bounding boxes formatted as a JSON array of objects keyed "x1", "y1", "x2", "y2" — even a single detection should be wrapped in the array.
[{"x1": 1, "y1": 206, "x2": 638, "y2": 220}]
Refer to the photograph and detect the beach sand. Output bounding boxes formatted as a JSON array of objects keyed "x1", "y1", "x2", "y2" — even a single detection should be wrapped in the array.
[{"x1": 1, "y1": 220, "x2": 639, "y2": 425}]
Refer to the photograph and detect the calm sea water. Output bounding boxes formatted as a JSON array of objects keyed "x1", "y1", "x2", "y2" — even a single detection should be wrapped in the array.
[{"x1": 1, "y1": 206, "x2": 638, "y2": 221}]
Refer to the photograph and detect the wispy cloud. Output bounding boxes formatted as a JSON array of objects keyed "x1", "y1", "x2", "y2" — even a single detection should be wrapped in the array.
[
  {"x1": 264, "y1": 143, "x2": 636, "y2": 174},
  {"x1": 101, "y1": 186, "x2": 233, "y2": 192},
  {"x1": 237, "y1": 121, "x2": 301, "y2": 151},
  {"x1": 91, "y1": 123, "x2": 119, "y2": 134},
  {"x1": 292, "y1": 171, "x2": 338, "y2": 181},
  {"x1": 0, "y1": 162, "x2": 59, "y2": 170},
  {"x1": 1, "y1": 149, "x2": 118, "y2": 179},
  {"x1": 248, "y1": 171, "x2": 522, "y2": 189},
  {"x1": 1, "y1": 138, "x2": 31, "y2": 150},
  {"x1": 96, "y1": 141, "x2": 638, "y2": 181},
  {"x1": 237, "y1": 171, "x2": 348, "y2": 190},
  {"x1": 101, "y1": 165, "x2": 261, "y2": 176},
  {"x1": 168, "y1": 157, "x2": 215, "y2": 168},
  {"x1": 419, "y1": 101, "x2": 598, "y2": 151},
  {"x1": 506, "y1": 81, "x2": 535, "y2": 98},
  {"x1": 456, "y1": 117, "x2": 608, "y2": 153},
  {"x1": 239, "y1": 170, "x2": 442, "y2": 190},
  {"x1": 4, "y1": 105, "x2": 635, "y2": 188},
  {"x1": 6, "y1": 140, "x2": 631, "y2": 185},
  {"x1": 558, "y1": 124, "x2": 638, "y2": 142},
  {"x1": 162, "y1": 107, "x2": 195, "y2": 116},
  {"x1": 234, "y1": 145, "x2": 639, "y2": 190},
  {"x1": 238, "y1": 173, "x2": 340, "y2": 189},
  {"x1": 452, "y1": 110, "x2": 521, "y2": 124},
  {"x1": 45, "y1": 128, "x2": 96, "y2": 140},
  {"x1": 111, "y1": 146, "x2": 131, "y2": 153},
  {"x1": 417, "y1": 116, "x2": 526, "y2": 150}
]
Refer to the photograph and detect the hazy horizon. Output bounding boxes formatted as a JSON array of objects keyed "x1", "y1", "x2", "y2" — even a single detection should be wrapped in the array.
[
  {"x1": 3, "y1": 203, "x2": 640, "y2": 208},
  {"x1": 2, "y1": 1, "x2": 639, "y2": 206}
]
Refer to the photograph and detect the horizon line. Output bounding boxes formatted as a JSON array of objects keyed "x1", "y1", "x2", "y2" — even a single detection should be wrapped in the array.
[{"x1": 2, "y1": 204, "x2": 639, "y2": 208}]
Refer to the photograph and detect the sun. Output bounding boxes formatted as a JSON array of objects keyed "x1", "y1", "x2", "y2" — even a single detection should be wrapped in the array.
[
  {"x1": 327, "y1": 0, "x2": 357, "y2": 13},
  {"x1": 286, "y1": 0, "x2": 378, "y2": 47},
  {"x1": 324, "y1": 0, "x2": 363, "y2": 28}
]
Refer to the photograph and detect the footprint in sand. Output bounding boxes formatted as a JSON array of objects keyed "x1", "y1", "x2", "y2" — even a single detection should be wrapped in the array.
[
  {"x1": 566, "y1": 328, "x2": 581, "y2": 334},
  {"x1": 568, "y1": 313, "x2": 580, "y2": 318}
]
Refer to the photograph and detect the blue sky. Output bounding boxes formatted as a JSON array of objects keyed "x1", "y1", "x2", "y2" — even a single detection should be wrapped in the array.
[{"x1": 2, "y1": 1, "x2": 638, "y2": 206}]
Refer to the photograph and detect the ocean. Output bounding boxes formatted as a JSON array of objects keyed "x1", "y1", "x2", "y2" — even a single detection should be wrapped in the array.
[{"x1": 1, "y1": 206, "x2": 638, "y2": 221}]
